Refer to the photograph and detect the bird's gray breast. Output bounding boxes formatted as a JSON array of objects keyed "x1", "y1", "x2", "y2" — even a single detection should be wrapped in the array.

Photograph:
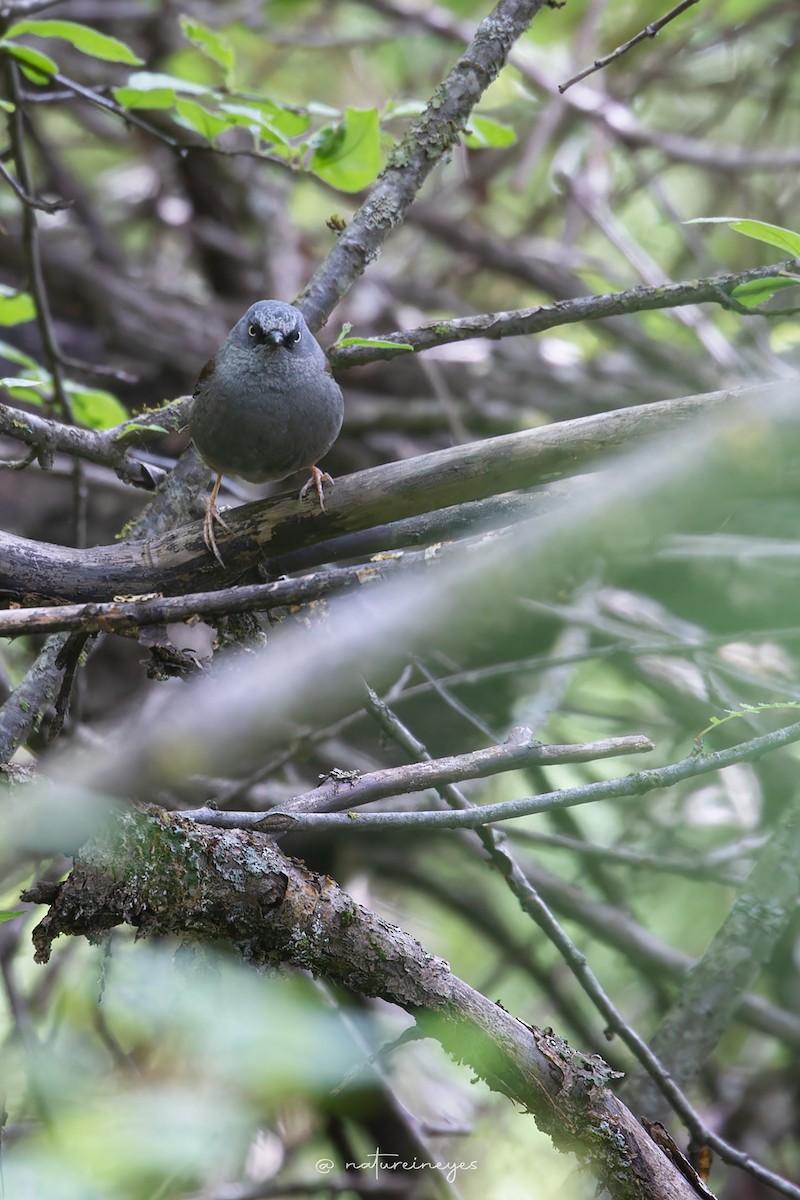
[{"x1": 191, "y1": 343, "x2": 343, "y2": 484}]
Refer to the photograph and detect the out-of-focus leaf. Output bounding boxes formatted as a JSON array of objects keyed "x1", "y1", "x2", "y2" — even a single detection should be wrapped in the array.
[
  {"x1": 218, "y1": 102, "x2": 290, "y2": 144},
  {"x1": 731, "y1": 276, "x2": 799, "y2": 307},
  {"x1": 115, "y1": 71, "x2": 211, "y2": 109},
  {"x1": 6, "y1": 19, "x2": 142, "y2": 65},
  {"x1": 729, "y1": 219, "x2": 800, "y2": 258},
  {"x1": 114, "y1": 422, "x2": 168, "y2": 441},
  {"x1": 310, "y1": 107, "x2": 381, "y2": 192},
  {"x1": 384, "y1": 99, "x2": 427, "y2": 119},
  {"x1": 179, "y1": 14, "x2": 235, "y2": 84},
  {"x1": 114, "y1": 85, "x2": 177, "y2": 110},
  {"x1": 336, "y1": 337, "x2": 414, "y2": 351},
  {"x1": 0, "y1": 376, "x2": 51, "y2": 404},
  {"x1": 687, "y1": 217, "x2": 800, "y2": 258},
  {"x1": 0, "y1": 911, "x2": 24, "y2": 922},
  {"x1": 118, "y1": 70, "x2": 211, "y2": 95},
  {"x1": 67, "y1": 386, "x2": 127, "y2": 430},
  {"x1": 0, "y1": 340, "x2": 41, "y2": 372},
  {"x1": 464, "y1": 114, "x2": 517, "y2": 149},
  {"x1": 0, "y1": 287, "x2": 36, "y2": 326},
  {"x1": 0, "y1": 39, "x2": 58, "y2": 79},
  {"x1": 174, "y1": 97, "x2": 231, "y2": 142},
  {"x1": 218, "y1": 99, "x2": 310, "y2": 143}
]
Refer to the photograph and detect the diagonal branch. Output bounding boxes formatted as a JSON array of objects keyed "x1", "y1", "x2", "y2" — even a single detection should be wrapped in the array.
[
  {"x1": 179, "y1": 731, "x2": 654, "y2": 826},
  {"x1": 298, "y1": 0, "x2": 553, "y2": 328},
  {"x1": 21, "y1": 807, "x2": 699, "y2": 1200}
]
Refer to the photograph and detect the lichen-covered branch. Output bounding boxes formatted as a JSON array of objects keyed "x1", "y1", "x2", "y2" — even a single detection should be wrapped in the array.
[
  {"x1": 299, "y1": 0, "x2": 553, "y2": 328},
  {"x1": 22, "y1": 807, "x2": 697, "y2": 1200}
]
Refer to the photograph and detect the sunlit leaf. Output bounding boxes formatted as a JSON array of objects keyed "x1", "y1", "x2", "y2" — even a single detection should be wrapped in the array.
[
  {"x1": 114, "y1": 86, "x2": 177, "y2": 110},
  {"x1": 464, "y1": 114, "x2": 517, "y2": 149},
  {"x1": 114, "y1": 422, "x2": 168, "y2": 441},
  {"x1": 217, "y1": 102, "x2": 290, "y2": 144},
  {"x1": 728, "y1": 219, "x2": 800, "y2": 259},
  {"x1": 0, "y1": 911, "x2": 24, "y2": 922},
  {"x1": 0, "y1": 39, "x2": 58, "y2": 79},
  {"x1": 336, "y1": 337, "x2": 414, "y2": 350},
  {"x1": 119, "y1": 70, "x2": 211, "y2": 95},
  {"x1": 687, "y1": 216, "x2": 800, "y2": 258},
  {"x1": 67, "y1": 385, "x2": 127, "y2": 430},
  {"x1": 384, "y1": 99, "x2": 427, "y2": 120},
  {"x1": 6, "y1": 19, "x2": 142, "y2": 65},
  {"x1": 174, "y1": 97, "x2": 232, "y2": 143},
  {"x1": 179, "y1": 14, "x2": 235, "y2": 84},
  {"x1": 0, "y1": 340, "x2": 42, "y2": 372},
  {"x1": 115, "y1": 71, "x2": 211, "y2": 110},
  {"x1": 310, "y1": 107, "x2": 381, "y2": 193},
  {"x1": 0, "y1": 287, "x2": 36, "y2": 326},
  {"x1": 731, "y1": 276, "x2": 799, "y2": 307},
  {"x1": 0, "y1": 376, "x2": 51, "y2": 404}
]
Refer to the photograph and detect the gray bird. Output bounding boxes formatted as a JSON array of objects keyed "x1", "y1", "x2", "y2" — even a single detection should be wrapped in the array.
[{"x1": 190, "y1": 300, "x2": 344, "y2": 565}]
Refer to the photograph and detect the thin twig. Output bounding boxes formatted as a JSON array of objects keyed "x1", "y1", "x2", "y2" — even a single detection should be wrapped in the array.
[
  {"x1": 328, "y1": 262, "x2": 799, "y2": 369},
  {"x1": 179, "y1": 731, "x2": 654, "y2": 824},
  {"x1": 558, "y1": 0, "x2": 702, "y2": 93},
  {"x1": 5, "y1": 61, "x2": 72, "y2": 419},
  {"x1": 220, "y1": 715, "x2": 800, "y2": 834},
  {"x1": 0, "y1": 158, "x2": 71, "y2": 212},
  {"x1": 359, "y1": 690, "x2": 800, "y2": 1200}
]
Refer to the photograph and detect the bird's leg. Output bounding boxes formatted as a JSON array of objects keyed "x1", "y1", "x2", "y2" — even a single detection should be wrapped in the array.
[
  {"x1": 300, "y1": 463, "x2": 334, "y2": 511},
  {"x1": 203, "y1": 472, "x2": 231, "y2": 567}
]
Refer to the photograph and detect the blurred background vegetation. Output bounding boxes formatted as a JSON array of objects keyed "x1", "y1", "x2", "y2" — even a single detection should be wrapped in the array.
[{"x1": 2, "y1": 0, "x2": 800, "y2": 1197}]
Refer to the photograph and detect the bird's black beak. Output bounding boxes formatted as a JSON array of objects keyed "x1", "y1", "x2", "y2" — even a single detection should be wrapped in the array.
[{"x1": 264, "y1": 329, "x2": 285, "y2": 346}]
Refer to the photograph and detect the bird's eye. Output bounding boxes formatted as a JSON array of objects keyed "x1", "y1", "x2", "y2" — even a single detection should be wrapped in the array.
[
  {"x1": 248, "y1": 324, "x2": 257, "y2": 338},
  {"x1": 285, "y1": 329, "x2": 301, "y2": 347}
]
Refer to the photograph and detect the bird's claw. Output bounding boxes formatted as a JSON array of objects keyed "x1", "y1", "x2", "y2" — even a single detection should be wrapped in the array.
[
  {"x1": 300, "y1": 464, "x2": 334, "y2": 511},
  {"x1": 203, "y1": 501, "x2": 231, "y2": 567}
]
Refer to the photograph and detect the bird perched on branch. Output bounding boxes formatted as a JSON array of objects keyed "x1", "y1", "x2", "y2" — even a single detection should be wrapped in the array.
[{"x1": 190, "y1": 300, "x2": 344, "y2": 566}]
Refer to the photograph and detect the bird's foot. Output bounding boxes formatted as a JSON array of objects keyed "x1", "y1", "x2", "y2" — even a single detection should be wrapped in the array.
[
  {"x1": 300, "y1": 464, "x2": 334, "y2": 511},
  {"x1": 203, "y1": 500, "x2": 231, "y2": 567}
]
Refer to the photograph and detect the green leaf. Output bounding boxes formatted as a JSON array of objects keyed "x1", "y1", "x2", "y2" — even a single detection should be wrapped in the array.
[
  {"x1": 0, "y1": 287, "x2": 36, "y2": 326},
  {"x1": 218, "y1": 99, "x2": 310, "y2": 144},
  {"x1": 174, "y1": 97, "x2": 231, "y2": 143},
  {"x1": 67, "y1": 385, "x2": 127, "y2": 430},
  {"x1": 0, "y1": 39, "x2": 58, "y2": 79},
  {"x1": 0, "y1": 376, "x2": 51, "y2": 404},
  {"x1": 217, "y1": 102, "x2": 290, "y2": 145},
  {"x1": 337, "y1": 337, "x2": 414, "y2": 351},
  {"x1": 0, "y1": 98, "x2": 15, "y2": 112},
  {"x1": 686, "y1": 217, "x2": 800, "y2": 258},
  {"x1": 310, "y1": 107, "x2": 382, "y2": 193},
  {"x1": 384, "y1": 99, "x2": 426, "y2": 120},
  {"x1": 6, "y1": 19, "x2": 142, "y2": 65},
  {"x1": 731, "y1": 276, "x2": 800, "y2": 307},
  {"x1": 0, "y1": 340, "x2": 41, "y2": 372},
  {"x1": 179, "y1": 14, "x2": 235, "y2": 84},
  {"x1": 114, "y1": 71, "x2": 213, "y2": 111},
  {"x1": 728, "y1": 219, "x2": 800, "y2": 259},
  {"x1": 114, "y1": 421, "x2": 168, "y2": 441},
  {"x1": 0, "y1": 911, "x2": 24, "y2": 922},
  {"x1": 118, "y1": 70, "x2": 211, "y2": 95},
  {"x1": 463, "y1": 115, "x2": 517, "y2": 150},
  {"x1": 114, "y1": 85, "x2": 177, "y2": 110}
]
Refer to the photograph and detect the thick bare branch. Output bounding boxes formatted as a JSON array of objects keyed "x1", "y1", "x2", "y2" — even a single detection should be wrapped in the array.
[{"x1": 0, "y1": 380, "x2": 791, "y2": 603}]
